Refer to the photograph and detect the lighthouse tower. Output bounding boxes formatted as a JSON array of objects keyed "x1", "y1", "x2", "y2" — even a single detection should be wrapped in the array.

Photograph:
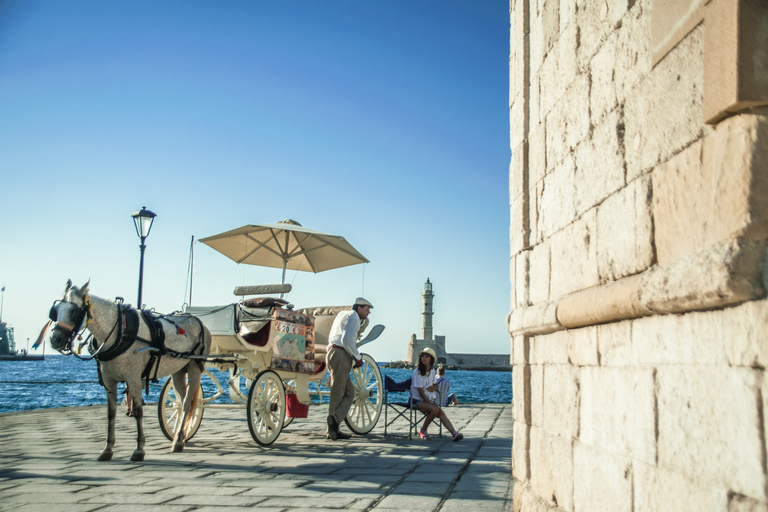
[
  {"x1": 422, "y1": 278, "x2": 434, "y2": 341},
  {"x1": 406, "y1": 278, "x2": 448, "y2": 365}
]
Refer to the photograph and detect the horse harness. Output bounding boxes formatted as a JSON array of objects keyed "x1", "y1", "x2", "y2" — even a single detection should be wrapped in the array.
[{"x1": 50, "y1": 297, "x2": 206, "y2": 394}]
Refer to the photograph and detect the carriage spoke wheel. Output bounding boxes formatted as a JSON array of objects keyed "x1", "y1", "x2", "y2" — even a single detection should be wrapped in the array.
[
  {"x1": 344, "y1": 353, "x2": 382, "y2": 435},
  {"x1": 247, "y1": 370, "x2": 286, "y2": 446},
  {"x1": 157, "y1": 376, "x2": 205, "y2": 442}
]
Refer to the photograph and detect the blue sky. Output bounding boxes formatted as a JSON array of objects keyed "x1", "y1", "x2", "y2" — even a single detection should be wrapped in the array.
[{"x1": 0, "y1": 0, "x2": 510, "y2": 363}]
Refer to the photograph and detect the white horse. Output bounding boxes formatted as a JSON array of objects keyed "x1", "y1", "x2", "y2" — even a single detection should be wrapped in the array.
[{"x1": 48, "y1": 280, "x2": 211, "y2": 461}]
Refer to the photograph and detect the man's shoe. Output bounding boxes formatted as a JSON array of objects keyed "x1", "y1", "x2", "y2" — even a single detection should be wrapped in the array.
[
  {"x1": 327, "y1": 416, "x2": 339, "y2": 441},
  {"x1": 335, "y1": 431, "x2": 351, "y2": 440}
]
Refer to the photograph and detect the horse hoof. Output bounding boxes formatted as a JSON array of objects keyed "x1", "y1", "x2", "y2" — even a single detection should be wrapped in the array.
[
  {"x1": 97, "y1": 451, "x2": 113, "y2": 461},
  {"x1": 131, "y1": 450, "x2": 145, "y2": 462},
  {"x1": 171, "y1": 443, "x2": 184, "y2": 453}
]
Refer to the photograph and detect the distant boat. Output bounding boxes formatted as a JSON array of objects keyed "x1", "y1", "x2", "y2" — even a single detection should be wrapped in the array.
[{"x1": 0, "y1": 321, "x2": 44, "y2": 361}]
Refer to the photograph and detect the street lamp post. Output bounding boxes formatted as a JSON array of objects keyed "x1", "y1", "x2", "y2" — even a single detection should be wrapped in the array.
[{"x1": 131, "y1": 207, "x2": 156, "y2": 309}]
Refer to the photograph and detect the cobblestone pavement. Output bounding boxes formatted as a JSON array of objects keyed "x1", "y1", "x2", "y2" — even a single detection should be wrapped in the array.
[{"x1": 0, "y1": 402, "x2": 512, "y2": 512}]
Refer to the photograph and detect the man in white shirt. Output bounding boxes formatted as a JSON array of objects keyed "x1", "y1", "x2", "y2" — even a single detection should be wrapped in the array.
[{"x1": 326, "y1": 297, "x2": 373, "y2": 441}]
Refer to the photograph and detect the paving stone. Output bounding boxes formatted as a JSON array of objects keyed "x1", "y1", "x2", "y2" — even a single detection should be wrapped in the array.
[{"x1": 0, "y1": 404, "x2": 512, "y2": 511}]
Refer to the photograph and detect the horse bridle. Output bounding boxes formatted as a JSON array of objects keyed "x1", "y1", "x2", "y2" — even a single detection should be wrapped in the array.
[{"x1": 49, "y1": 296, "x2": 92, "y2": 356}]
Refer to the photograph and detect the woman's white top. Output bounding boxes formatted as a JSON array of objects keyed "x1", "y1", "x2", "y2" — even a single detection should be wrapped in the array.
[{"x1": 410, "y1": 368, "x2": 436, "y2": 402}]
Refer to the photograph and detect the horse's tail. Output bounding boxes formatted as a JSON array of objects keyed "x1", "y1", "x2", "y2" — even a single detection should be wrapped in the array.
[{"x1": 182, "y1": 380, "x2": 201, "y2": 438}]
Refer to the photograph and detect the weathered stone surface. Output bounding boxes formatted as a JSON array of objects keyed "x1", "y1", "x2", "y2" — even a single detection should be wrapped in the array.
[
  {"x1": 528, "y1": 124, "x2": 547, "y2": 203},
  {"x1": 512, "y1": 420, "x2": 530, "y2": 482},
  {"x1": 539, "y1": 154, "x2": 576, "y2": 239},
  {"x1": 596, "y1": 176, "x2": 654, "y2": 281},
  {"x1": 530, "y1": 426, "x2": 573, "y2": 511},
  {"x1": 632, "y1": 306, "x2": 728, "y2": 366},
  {"x1": 530, "y1": 329, "x2": 569, "y2": 365},
  {"x1": 515, "y1": 250, "x2": 531, "y2": 309},
  {"x1": 656, "y1": 366, "x2": 766, "y2": 499},
  {"x1": 513, "y1": 364, "x2": 531, "y2": 424},
  {"x1": 530, "y1": 363, "x2": 543, "y2": 428},
  {"x1": 702, "y1": 111, "x2": 768, "y2": 240},
  {"x1": 653, "y1": 112, "x2": 768, "y2": 264},
  {"x1": 589, "y1": 30, "x2": 619, "y2": 125},
  {"x1": 512, "y1": 334, "x2": 530, "y2": 366},
  {"x1": 542, "y1": 365, "x2": 579, "y2": 439},
  {"x1": 579, "y1": 366, "x2": 656, "y2": 464},
  {"x1": 508, "y1": 301, "x2": 561, "y2": 337},
  {"x1": 529, "y1": 241, "x2": 551, "y2": 305},
  {"x1": 638, "y1": 238, "x2": 767, "y2": 314},
  {"x1": 596, "y1": 318, "x2": 633, "y2": 366},
  {"x1": 624, "y1": 24, "x2": 705, "y2": 181},
  {"x1": 567, "y1": 326, "x2": 598, "y2": 367},
  {"x1": 549, "y1": 210, "x2": 598, "y2": 299},
  {"x1": 633, "y1": 461, "x2": 728, "y2": 512},
  {"x1": 574, "y1": 109, "x2": 626, "y2": 217},
  {"x1": 557, "y1": 273, "x2": 649, "y2": 329},
  {"x1": 573, "y1": 441, "x2": 632, "y2": 512}
]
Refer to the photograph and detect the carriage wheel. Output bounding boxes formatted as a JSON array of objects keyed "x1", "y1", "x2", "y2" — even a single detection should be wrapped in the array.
[
  {"x1": 344, "y1": 353, "x2": 382, "y2": 435},
  {"x1": 247, "y1": 370, "x2": 286, "y2": 446},
  {"x1": 157, "y1": 376, "x2": 205, "y2": 442}
]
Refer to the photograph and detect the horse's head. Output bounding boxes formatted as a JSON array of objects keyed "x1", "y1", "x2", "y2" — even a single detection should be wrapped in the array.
[{"x1": 49, "y1": 279, "x2": 90, "y2": 353}]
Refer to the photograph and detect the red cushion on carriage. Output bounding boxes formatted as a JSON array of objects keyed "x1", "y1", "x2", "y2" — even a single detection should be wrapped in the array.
[{"x1": 238, "y1": 322, "x2": 270, "y2": 346}]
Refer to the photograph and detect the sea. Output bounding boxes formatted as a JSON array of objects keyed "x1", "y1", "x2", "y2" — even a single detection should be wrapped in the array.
[{"x1": 0, "y1": 356, "x2": 511, "y2": 414}]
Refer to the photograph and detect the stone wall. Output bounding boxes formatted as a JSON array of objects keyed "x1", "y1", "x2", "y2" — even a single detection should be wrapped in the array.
[{"x1": 508, "y1": 0, "x2": 768, "y2": 510}]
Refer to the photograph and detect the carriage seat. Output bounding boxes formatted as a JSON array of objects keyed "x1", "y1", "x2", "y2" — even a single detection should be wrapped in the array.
[{"x1": 296, "y1": 306, "x2": 369, "y2": 368}]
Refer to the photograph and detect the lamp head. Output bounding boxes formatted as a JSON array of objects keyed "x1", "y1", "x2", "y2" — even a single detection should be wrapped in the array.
[{"x1": 131, "y1": 206, "x2": 157, "y2": 240}]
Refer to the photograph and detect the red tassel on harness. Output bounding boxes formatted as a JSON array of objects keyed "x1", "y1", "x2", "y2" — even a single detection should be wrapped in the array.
[{"x1": 177, "y1": 326, "x2": 185, "y2": 335}]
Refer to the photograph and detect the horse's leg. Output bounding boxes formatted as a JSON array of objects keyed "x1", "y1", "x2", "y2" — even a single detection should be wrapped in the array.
[
  {"x1": 126, "y1": 377, "x2": 146, "y2": 461},
  {"x1": 170, "y1": 371, "x2": 188, "y2": 452},
  {"x1": 99, "y1": 377, "x2": 118, "y2": 461}
]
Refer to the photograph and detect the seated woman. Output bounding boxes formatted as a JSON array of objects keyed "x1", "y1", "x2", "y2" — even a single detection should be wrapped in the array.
[{"x1": 410, "y1": 348, "x2": 463, "y2": 441}]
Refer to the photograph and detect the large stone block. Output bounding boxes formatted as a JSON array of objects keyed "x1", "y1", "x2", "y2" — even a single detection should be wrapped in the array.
[
  {"x1": 511, "y1": 93, "x2": 528, "y2": 151},
  {"x1": 562, "y1": 74, "x2": 592, "y2": 153},
  {"x1": 653, "y1": 111, "x2": 768, "y2": 264},
  {"x1": 511, "y1": 192, "x2": 530, "y2": 256},
  {"x1": 529, "y1": 241, "x2": 551, "y2": 304},
  {"x1": 596, "y1": 176, "x2": 654, "y2": 282},
  {"x1": 638, "y1": 238, "x2": 767, "y2": 315},
  {"x1": 513, "y1": 364, "x2": 532, "y2": 424},
  {"x1": 542, "y1": 364, "x2": 580, "y2": 439},
  {"x1": 530, "y1": 363, "x2": 543, "y2": 427},
  {"x1": 590, "y1": 30, "x2": 619, "y2": 125},
  {"x1": 574, "y1": 108, "x2": 626, "y2": 217},
  {"x1": 633, "y1": 461, "x2": 728, "y2": 512},
  {"x1": 624, "y1": 24, "x2": 705, "y2": 181},
  {"x1": 529, "y1": 123, "x2": 547, "y2": 198},
  {"x1": 613, "y1": 2, "x2": 650, "y2": 102},
  {"x1": 656, "y1": 366, "x2": 766, "y2": 500},
  {"x1": 631, "y1": 306, "x2": 729, "y2": 366},
  {"x1": 531, "y1": 329, "x2": 569, "y2": 365},
  {"x1": 573, "y1": 441, "x2": 633, "y2": 512},
  {"x1": 513, "y1": 419, "x2": 531, "y2": 481},
  {"x1": 515, "y1": 250, "x2": 531, "y2": 309},
  {"x1": 579, "y1": 366, "x2": 656, "y2": 464},
  {"x1": 596, "y1": 318, "x2": 633, "y2": 366},
  {"x1": 549, "y1": 210, "x2": 599, "y2": 299},
  {"x1": 539, "y1": 155, "x2": 576, "y2": 239},
  {"x1": 575, "y1": 0, "x2": 610, "y2": 64},
  {"x1": 530, "y1": 426, "x2": 574, "y2": 511},
  {"x1": 513, "y1": 334, "x2": 530, "y2": 366},
  {"x1": 726, "y1": 297, "x2": 768, "y2": 370},
  {"x1": 567, "y1": 325, "x2": 598, "y2": 367}
]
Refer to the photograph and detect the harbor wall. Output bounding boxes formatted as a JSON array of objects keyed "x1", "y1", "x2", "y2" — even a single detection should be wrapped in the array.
[{"x1": 508, "y1": 0, "x2": 768, "y2": 510}]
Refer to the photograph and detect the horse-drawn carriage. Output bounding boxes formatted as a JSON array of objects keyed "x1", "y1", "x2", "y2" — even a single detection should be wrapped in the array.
[
  {"x1": 45, "y1": 220, "x2": 386, "y2": 460},
  {"x1": 160, "y1": 283, "x2": 384, "y2": 446}
]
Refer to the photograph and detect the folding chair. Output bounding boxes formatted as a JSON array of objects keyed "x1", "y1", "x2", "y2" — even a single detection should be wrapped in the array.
[{"x1": 383, "y1": 375, "x2": 442, "y2": 438}]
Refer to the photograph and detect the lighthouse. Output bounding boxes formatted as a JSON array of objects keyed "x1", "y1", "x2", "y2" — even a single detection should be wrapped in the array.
[
  {"x1": 422, "y1": 278, "x2": 434, "y2": 341},
  {"x1": 406, "y1": 278, "x2": 447, "y2": 365}
]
